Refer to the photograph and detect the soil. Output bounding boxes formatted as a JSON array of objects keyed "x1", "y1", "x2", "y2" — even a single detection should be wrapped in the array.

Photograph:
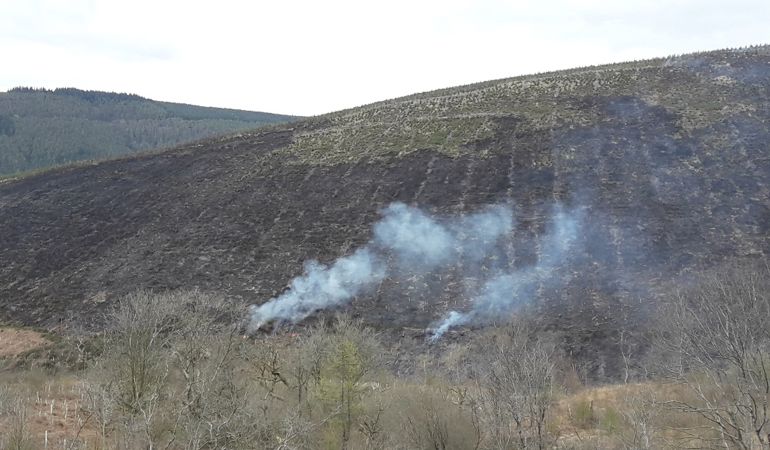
[{"x1": 0, "y1": 328, "x2": 49, "y2": 358}]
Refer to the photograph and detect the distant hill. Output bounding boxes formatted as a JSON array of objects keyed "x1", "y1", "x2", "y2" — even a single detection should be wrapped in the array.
[
  {"x1": 1, "y1": 46, "x2": 769, "y2": 379},
  {"x1": 0, "y1": 87, "x2": 298, "y2": 175}
]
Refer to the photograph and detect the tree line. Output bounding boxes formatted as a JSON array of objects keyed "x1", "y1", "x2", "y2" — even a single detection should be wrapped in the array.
[
  {"x1": 1, "y1": 259, "x2": 768, "y2": 448},
  {"x1": 0, "y1": 88, "x2": 297, "y2": 176}
]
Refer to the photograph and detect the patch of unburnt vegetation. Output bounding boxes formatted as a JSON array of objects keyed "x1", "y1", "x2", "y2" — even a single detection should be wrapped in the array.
[{"x1": 283, "y1": 46, "x2": 770, "y2": 165}]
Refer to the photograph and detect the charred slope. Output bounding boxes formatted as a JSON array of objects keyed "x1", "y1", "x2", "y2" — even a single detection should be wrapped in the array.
[{"x1": 1, "y1": 47, "x2": 770, "y2": 376}]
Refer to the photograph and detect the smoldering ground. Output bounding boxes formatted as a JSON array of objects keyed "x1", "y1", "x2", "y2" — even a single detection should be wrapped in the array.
[
  {"x1": 248, "y1": 201, "x2": 587, "y2": 339},
  {"x1": 247, "y1": 83, "x2": 769, "y2": 341}
]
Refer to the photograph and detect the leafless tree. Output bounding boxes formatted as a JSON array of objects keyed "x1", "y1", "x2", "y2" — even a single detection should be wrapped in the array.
[
  {"x1": 79, "y1": 380, "x2": 116, "y2": 446},
  {"x1": 475, "y1": 321, "x2": 558, "y2": 449},
  {"x1": 656, "y1": 261, "x2": 770, "y2": 449},
  {"x1": 401, "y1": 384, "x2": 484, "y2": 450},
  {"x1": 617, "y1": 387, "x2": 660, "y2": 450},
  {"x1": 358, "y1": 398, "x2": 387, "y2": 450},
  {"x1": 100, "y1": 290, "x2": 180, "y2": 416},
  {"x1": 81, "y1": 290, "x2": 276, "y2": 449},
  {"x1": 0, "y1": 386, "x2": 32, "y2": 450},
  {"x1": 282, "y1": 327, "x2": 327, "y2": 412},
  {"x1": 154, "y1": 292, "x2": 257, "y2": 449}
]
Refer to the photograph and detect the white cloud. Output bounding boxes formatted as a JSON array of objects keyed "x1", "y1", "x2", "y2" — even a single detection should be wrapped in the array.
[{"x1": 1, "y1": 0, "x2": 768, "y2": 115}]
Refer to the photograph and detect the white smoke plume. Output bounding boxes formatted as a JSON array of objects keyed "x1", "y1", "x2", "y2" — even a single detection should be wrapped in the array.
[
  {"x1": 372, "y1": 202, "x2": 514, "y2": 270},
  {"x1": 247, "y1": 201, "x2": 579, "y2": 336},
  {"x1": 372, "y1": 202, "x2": 455, "y2": 269},
  {"x1": 248, "y1": 202, "x2": 514, "y2": 331},
  {"x1": 248, "y1": 247, "x2": 386, "y2": 332},
  {"x1": 429, "y1": 206, "x2": 583, "y2": 341}
]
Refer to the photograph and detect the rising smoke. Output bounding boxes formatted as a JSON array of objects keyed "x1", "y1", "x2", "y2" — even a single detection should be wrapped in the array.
[
  {"x1": 430, "y1": 206, "x2": 582, "y2": 340},
  {"x1": 248, "y1": 202, "x2": 582, "y2": 339},
  {"x1": 247, "y1": 247, "x2": 386, "y2": 332}
]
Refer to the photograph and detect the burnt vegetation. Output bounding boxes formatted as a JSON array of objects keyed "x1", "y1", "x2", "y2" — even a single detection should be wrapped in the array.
[{"x1": 0, "y1": 46, "x2": 770, "y2": 448}]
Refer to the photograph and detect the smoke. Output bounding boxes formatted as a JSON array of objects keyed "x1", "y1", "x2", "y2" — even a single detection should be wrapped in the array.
[
  {"x1": 429, "y1": 206, "x2": 582, "y2": 340},
  {"x1": 247, "y1": 248, "x2": 386, "y2": 332},
  {"x1": 248, "y1": 201, "x2": 580, "y2": 337},
  {"x1": 372, "y1": 202, "x2": 514, "y2": 270},
  {"x1": 372, "y1": 202, "x2": 455, "y2": 269}
]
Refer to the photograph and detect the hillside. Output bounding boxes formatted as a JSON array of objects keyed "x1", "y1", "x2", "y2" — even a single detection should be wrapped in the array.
[
  {"x1": 0, "y1": 87, "x2": 297, "y2": 175},
  {"x1": 1, "y1": 46, "x2": 769, "y2": 379}
]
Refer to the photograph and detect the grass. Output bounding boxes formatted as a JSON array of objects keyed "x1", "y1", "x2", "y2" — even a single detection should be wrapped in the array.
[
  {"x1": 278, "y1": 48, "x2": 761, "y2": 166},
  {"x1": 0, "y1": 371, "x2": 97, "y2": 449},
  {"x1": 0, "y1": 327, "x2": 50, "y2": 358}
]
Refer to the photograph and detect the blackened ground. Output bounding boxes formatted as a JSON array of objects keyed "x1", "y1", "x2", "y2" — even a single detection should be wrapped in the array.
[{"x1": 1, "y1": 49, "x2": 769, "y2": 380}]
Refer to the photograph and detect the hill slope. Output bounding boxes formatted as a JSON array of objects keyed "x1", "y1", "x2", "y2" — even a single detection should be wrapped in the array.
[
  {"x1": 1, "y1": 46, "x2": 769, "y2": 377},
  {"x1": 0, "y1": 87, "x2": 298, "y2": 175}
]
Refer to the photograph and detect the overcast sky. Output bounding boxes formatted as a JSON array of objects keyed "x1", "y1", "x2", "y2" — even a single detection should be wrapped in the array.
[{"x1": 1, "y1": 0, "x2": 768, "y2": 116}]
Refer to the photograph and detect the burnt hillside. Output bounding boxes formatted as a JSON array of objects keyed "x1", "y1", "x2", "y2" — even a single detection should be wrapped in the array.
[{"x1": 1, "y1": 47, "x2": 769, "y2": 375}]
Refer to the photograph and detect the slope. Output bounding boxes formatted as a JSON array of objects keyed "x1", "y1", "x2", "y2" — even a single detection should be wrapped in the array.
[
  {"x1": 0, "y1": 87, "x2": 298, "y2": 175},
  {"x1": 1, "y1": 46, "x2": 769, "y2": 378}
]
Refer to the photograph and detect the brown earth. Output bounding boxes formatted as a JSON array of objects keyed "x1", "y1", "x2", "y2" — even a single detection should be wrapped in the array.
[
  {"x1": 0, "y1": 328, "x2": 49, "y2": 358},
  {"x1": 0, "y1": 375, "x2": 99, "y2": 448}
]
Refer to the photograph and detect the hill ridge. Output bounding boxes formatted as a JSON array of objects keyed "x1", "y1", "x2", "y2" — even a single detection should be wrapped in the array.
[{"x1": 318, "y1": 44, "x2": 770, "y2": 118}]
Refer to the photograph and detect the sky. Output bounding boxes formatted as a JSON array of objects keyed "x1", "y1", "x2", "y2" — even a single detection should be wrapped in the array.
[{"x1": 1, "y1": 0, "x2": 768, "y2": 116}]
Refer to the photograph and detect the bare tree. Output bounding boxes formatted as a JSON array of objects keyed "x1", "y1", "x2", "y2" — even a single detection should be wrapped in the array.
[
  {"x1": 280, "y1": 326, "x2": 328, "y2": 413},
  {"x1": 79, "y1": 380, "x2": 116, "y2": 447},
  {"x1": 0, "y1": 386, "x2": 32, "y2": 450},
  {"x1": 82, "y1": 290, "x2": 273, "y2": 449},
  {"x1": 401, "y1": 384, "x2": 483, "y2": 450},
  {"x1": 406, "y1": 400, "x2": 450, "y2": 450},
  {"x1": 100, "y1": 290, "x2": 180, "y2": 416},
  {"x1": 617, "y1": 387, "x2": 660, "y2": 450},
  {"x1": 169, "y1": 295, "x2": 254, "y2": 450},
  {"x1": 656, "y1": 261, "x2": 770, "y2": 449},
  {"x1": 475, "y1": 321, "x2": 558, "y2": 449},
  {"x1": 358, "y1": 393, "x2": 388, "y2": 450}
]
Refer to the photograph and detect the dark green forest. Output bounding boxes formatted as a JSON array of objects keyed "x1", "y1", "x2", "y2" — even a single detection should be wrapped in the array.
[{"x1": 0, "y1": 87, "x2": 297, "y2": 176}]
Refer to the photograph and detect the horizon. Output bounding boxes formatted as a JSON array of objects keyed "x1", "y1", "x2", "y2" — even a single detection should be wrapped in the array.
[
  {"x1": 3, "y1": 43, "x2": 768, "y2": 117},
  {"x1": 2, "y1": 0, "x2": 769, "y2": 116}
]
